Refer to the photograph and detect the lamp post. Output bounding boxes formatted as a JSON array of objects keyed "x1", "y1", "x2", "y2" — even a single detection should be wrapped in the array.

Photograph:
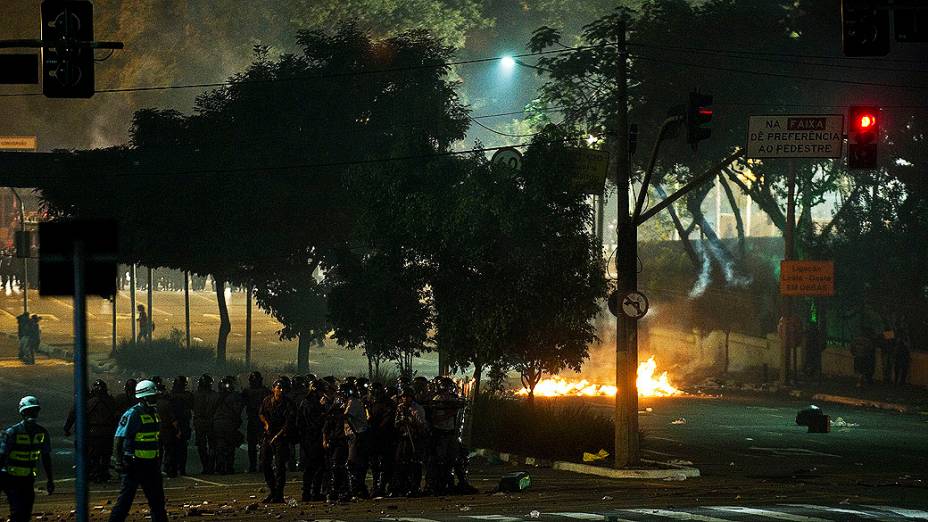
[{"x1": 10, "y1": 188, "x2": 28, "y2": 315}]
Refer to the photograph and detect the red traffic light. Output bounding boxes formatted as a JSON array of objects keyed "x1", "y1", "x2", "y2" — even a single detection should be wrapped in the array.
[{"x1": 858, "y1": 114, "x2": 875, "y2": 129}]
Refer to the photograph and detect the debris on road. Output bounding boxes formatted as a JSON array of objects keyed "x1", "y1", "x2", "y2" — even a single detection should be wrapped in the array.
[
  {"x1": 671, "y1": 418, "x2": 687, "y2": 425},
  {"x1": 529, "y1": 510, "x2": 541, "y2": 519},
  {"x1": 602, "y1": 496, "x2": 614, "y2": 501},
  {"x1": 583, "y1": 449, "x2": 610, "y2": 462},
  {"x1": 832, "y1": 417, "x2": 859, "y2": 428}
]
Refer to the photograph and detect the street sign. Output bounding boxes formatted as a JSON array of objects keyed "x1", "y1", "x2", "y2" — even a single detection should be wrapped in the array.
[
  {"x1": 563, "y1": 148, "x2": 609, "y2": 195},
  {"x1": 491, "y1": 147, "x2": 523, "y2": 171},
  {"x1": 0, "y1": 136, "x2": 38, "y2": 150},
  {"x1": 39, "y1": 220, "x2": 117, "y2": 297},
  {"x1": 621, "y1": 291, "x2": 649, "y2": 319},
  {"x1": 0, "y1": 54, "x2": 39, "y2": 84},
  {"x1": 780, "y1": 260, "x2": 835, "y2": 296},
  {"x1": 746, "y1": 115, "x2": 844, "y2": 159}
]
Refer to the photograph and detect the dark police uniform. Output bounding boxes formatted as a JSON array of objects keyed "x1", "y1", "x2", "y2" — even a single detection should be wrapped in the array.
[
  {"x1": 259, "y1": 394, "x2": 295, "y2": 502},
  {"x1": 108, "y1": 403, "x2": 168, "y2": 522},
  {"x1": 241, "y1": 384, "x2": 270, "y2": 472},
  {"x1": 0, "y1": 420, "x2": 51, "y2": 522}
]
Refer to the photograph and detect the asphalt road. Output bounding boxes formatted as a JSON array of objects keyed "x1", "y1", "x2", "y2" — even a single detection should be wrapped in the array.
[{"x1": 1, "y1": 361, "x2": 926, "y2": 520}]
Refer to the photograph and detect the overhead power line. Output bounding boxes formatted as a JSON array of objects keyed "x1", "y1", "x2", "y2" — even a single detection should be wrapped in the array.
[
  {"x1": 626, "y1": 40, "x2": 928, "y2": 65},
  {"x1": 629, "y1": 53, "x2": 928, "y2": 91},
  {"x1": 0, "y1": 44, "x2": 610, "y2": 98}
]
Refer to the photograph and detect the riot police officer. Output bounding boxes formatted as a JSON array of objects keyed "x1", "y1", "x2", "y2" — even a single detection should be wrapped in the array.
[
  {"x1": 0, "y1": 396, "x2": 54, "y2": 522},
  {"x1": 367, "y1": 382, "x2": 397, "y2": 498},
  {"x1": 87, "y1": 380, "x2": 118, "y2": 482},
  {"x1": 393, "y1": 388, "x2": 427, "y2": 497},
  {"x1": 168, "y1": 376, "x2": 194, "y2": 476},
  {"x1": 259, "y1": 378, "x2": 296, "y2": 503},
  {"x1": 241, "y1": 371, "x2": 270, "y2": 473},
  {"x1": 213, "y1": 376, "x2": 244, "y2": 474},
  {"x1": 296, "y1": 379, "x2": 326, "y2": 501},
  {"x1": 322, "y1": 383, "x2": 350, "y2": 503},
  {"x1": 193, "y1": 374, "x2": 219, "y2": 474},
  {"x1": 108, "y1": 380, "x2": 168, "y2": 522}
]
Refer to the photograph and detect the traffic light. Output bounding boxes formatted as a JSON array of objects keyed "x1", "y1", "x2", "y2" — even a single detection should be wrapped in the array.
[
  {"x1": 685, "y1": 90, "x2": 713, "y2": 151},
  {"x1": 41, "y1": 0, "x2": 95, "y2": 98},
  {"x1": 848, "y1": 105, "x2": 879, "y2": 169},
  {"x1": 841, "y1": 0, "x2": 890, "y2": 56}
]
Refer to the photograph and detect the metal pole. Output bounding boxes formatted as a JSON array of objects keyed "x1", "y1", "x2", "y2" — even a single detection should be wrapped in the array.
[
  {"x1": 10, "y1": 188, "x2": 27, "y2": 314},
  {"x1": 130, "y1": 264, "x2": 136, "y2": 344},
  {"x1": 781, "y1": 160, "x2": 797, "y2": 385},
  {"x1": 184, "y1": 271, "x2": 191, "y2": 349},
  {"x1": 72, "y1": 241, "x2": 88, "y2": 522},
  {"x1": 111, "y1": 288, "x2": 116, "y2": 356},
  {"x1": 613, "y1": 18, "x2": 638, "y2": 468},
  {"x1": 147, "y1": 266, "x2": 153, "y2": 348},
  {"x1": 245, "y1": 285, "x2": 252, "y2": 367}
]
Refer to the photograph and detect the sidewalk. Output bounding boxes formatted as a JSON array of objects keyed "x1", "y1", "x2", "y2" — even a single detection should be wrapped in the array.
[{"x1": 695, "y1": 374, "x2": 928, "y2": 414}]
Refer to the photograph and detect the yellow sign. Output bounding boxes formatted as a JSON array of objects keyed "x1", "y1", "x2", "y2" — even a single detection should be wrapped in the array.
[
  {"x1": 0, "y1": 136, "x2": 37, "y2": 150},
  {"x1": 780, "y1": 260, "x2": 834, "y2": 296},
  {"x1": 563, "y1": 148, "x2": 609, "y2": 195}
]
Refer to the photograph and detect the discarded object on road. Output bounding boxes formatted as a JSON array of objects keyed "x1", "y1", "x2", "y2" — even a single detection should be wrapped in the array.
[
  {"x1": 583, "y1": 449, "x2": 610, "y2": 462},
  {"x1": 832, "y1": 417, "x2": 859, "y2": 428},
  {"x1": 671, "y1": 417, "x2": 687, "y2": 425},
  {"x1": 796, "y1": 405, "x2": 830, "y2": 433},
  {"x1": 499, "y1": 471, "x2": 532, "y2": 492}
]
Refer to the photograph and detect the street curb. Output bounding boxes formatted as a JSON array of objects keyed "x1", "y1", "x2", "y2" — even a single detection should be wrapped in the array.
[
  {"x1": 807, "y1": 392, "x2": 911, "y2": 414},
  {"x1": 473, "y1": 448, "x2": 700, "y2": 480}
]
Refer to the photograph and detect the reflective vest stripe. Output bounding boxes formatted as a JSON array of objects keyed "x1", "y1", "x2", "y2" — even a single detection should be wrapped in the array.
[
  {"x1": 3, "y1": 426, "x2": 43, "y2": 477},
  {"x1": 131, "y1": 408, "x2": 161, "y2": 459}
]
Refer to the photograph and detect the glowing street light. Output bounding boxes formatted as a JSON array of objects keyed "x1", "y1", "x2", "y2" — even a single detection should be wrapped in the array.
[{"x1": 500, "y1": 54, "x2": 516, "y2": 72}]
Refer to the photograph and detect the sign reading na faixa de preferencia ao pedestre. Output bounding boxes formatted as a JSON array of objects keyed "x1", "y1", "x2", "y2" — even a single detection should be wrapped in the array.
[{"x1": 747, "y1": 115, "x2": 844, "y2": 159}]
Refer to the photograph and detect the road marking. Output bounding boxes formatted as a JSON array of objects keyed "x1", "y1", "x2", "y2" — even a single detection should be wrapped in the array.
[
  {"x1": 461, "y1": 515, "x2": 522, "y2": 522},
  {"x1": 152, "y1": 307, "x2": 173, "y2": 316},
  {"x1": 382, "y1": 518, "x2": 442, "y2": 522},
  {"x1": 647, "y1": 436, "x2": 681, "y2": 443},
  {"x1": 546, "y1": 513, "x2": 610, "y2": 520},
  {"x1": 708, "y1": 506, "x2": 829, "y2": 521},
  {"x1": 783, "y1": 504, "x2": 882, "y2": 518},
  {"x1": 0, "y1": 307, "x2": 17, "y2": 319},
  {"x1": 182, "y1": 475, "x2": 226, "y2": 487},
  {"x1": 202, "y1": 313, "x2": 220, "y2": 320},
  {"x1": 864, "y1": 506, "x2": 928, "y2": 519},
  {"x1": 37, "y1": 313, "x2": 60, "y2": 321},
  {"x1": 625, "y1": 509, "x2": 728, "y2": 521},
  {"x1": 747, "y1": 447, "x2": 841, "y2": 458}
]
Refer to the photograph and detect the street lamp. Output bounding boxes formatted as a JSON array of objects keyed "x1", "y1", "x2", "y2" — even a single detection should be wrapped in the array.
[
  {"x1": 500, "y1": 54, "x2": 516, "y2": 72},
  {"x1": 9, "y1": 188, "x2": 28, "y2": 315}
]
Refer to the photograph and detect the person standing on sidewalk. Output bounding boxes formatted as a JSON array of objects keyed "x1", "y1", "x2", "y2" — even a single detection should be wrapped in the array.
[
  {"x1": 108, "y1": 380, "x2": 168, "y2": 522},
  {"x1": 851, "y1": 327, "x2": 876, "y2": 388},
  {"x1": 880, "y1": 327, "x2": 897, "y2": 384},
  {"x1": 0, "y1": 396, "x2": 54, "y2": 522},
  {"x1": 894, "y1": 328, "x2": 911, "y2": 386}
]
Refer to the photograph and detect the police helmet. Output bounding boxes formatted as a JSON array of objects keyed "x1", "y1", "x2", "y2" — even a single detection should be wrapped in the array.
[
  {"x1": 248, "y1": 371, "x2": 263, "y2": 387},
  {"x1": 197, "y1": 374, "x2": 214, "y2": 390},
  {"x1": 135, "y1": 380, "x2": 158, "y2": 399},
  {"x1": 273, "y1": 377, "x2": 291, "y2": 392},
  {"x1": 124, "y1": 378, "x2": 138, "y2": 395},
  {"x1": 91, "y1": 379, "x2": 108, "y2": 395},
  {"x1": 18, "y1": 395, "x2": 40, "y2": 414},
  {"x1": 172, "y1": 376, "x2": 188, "y2": 392},
  {"x1": 338, "y1": 383, "x2": 354, "y2": 396}
]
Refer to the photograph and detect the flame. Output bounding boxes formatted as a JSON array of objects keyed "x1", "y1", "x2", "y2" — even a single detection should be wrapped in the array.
[{"x1": 515, "y1": 357, "x2": 681, "y2": 398}]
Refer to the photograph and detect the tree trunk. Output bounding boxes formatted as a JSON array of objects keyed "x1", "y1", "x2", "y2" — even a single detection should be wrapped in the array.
[
  {"x1": 471, "y1": 361, "x2": 483, "y2": 400},
  {"x1": 654, "y1": 184, "x2": 700, "y2": 268},
  {"x1": 297, "y1": 333, "x2": 310, "y2": 373},
  {"x1": 717, "y1": 174, "x2": 746, "y2": 258},
  {"x1": 214, "y1": 275, "x2": 230, "y2": 364}
]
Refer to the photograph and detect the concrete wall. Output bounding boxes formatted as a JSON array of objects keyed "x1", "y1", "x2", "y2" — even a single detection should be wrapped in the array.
[{"x1": 644, "y1": 326, "x2": 928, "y2": 388}]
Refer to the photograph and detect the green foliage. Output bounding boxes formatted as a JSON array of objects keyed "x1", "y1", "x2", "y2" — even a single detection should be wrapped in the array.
[
  {"x1": 470, "y1": 394, "x2": 614, "y2": 461},
  {"x1": 113, "y1": 337, "x2": 266, "y2": 378}
]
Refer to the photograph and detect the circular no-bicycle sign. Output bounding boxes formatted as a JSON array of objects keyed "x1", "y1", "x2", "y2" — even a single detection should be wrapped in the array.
[
  {"x1": 621, "y1": 291, "x2": 649, "y2": 319},
  {"x1": 491, "y1": 147, "x2": 523, "y2": 171}
]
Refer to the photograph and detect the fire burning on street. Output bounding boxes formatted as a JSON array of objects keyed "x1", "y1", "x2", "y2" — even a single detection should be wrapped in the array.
[{"x1": 516, "y1": 356, "x2": 682, "y2": 398}]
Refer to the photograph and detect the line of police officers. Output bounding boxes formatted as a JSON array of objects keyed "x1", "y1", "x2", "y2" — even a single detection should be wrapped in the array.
[{"x1": 1, "y1": 371, "x2": 476, "y2": 521}]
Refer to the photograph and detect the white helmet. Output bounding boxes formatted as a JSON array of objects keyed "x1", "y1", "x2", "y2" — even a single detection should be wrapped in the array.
[
  {"x1": 18, "y1": 396, "x2": 40, "y2": 414},
  {"x1": 135, "y1": 380, "x2": 158, "y2": 399}
]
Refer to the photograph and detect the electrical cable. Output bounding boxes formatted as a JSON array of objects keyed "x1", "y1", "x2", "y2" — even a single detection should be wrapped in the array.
[
  {"x1": 0, "y1": 43, "x2": 612, "y2": 98},
  {"x1": 626, "y1": 40, "x2": 928, "y2": 65},
  {"x1": 629, "y1": 52, "x2": 928, "y2": 91}
]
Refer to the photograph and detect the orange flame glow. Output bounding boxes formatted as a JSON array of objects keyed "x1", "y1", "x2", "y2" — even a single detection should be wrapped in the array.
[{"x1": 515, "y1": 356, "x2": 681, "y2": 398}]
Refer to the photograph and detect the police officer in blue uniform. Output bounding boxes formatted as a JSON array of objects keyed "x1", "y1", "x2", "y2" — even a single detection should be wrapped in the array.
[
  {"x1": 108, "y1": 380, "x2": 168, "y2": 522},
  {"x1": 0, "y1": 396, "x2": 54, "y2": 522}
]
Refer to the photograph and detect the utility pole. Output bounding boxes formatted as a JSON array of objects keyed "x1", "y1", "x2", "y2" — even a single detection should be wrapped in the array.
[
  {"x1": 10, "y1": 188, "x2": 28, "y2": 314},
  {"x1": 780, "y1": 160, "x2": 797, "y2": 384},
  {"x1": 613, "y1": 18, "x2": 638, "y2": 468},
  {"x1": 110, "y1": 289, "x2": 116, "y2": 356},
  {"x1": 245, "y1": 285, "x2": 253, "y2": 367},
  {"x1": 130, "y1": 264, "x2": 136, "y2": 344},
  {"x1": 147, "y1": 266, "x2": 153, "y2": 347},
  {"x1": 184, "y1": 271, "x2": 191, "y2": 349}
]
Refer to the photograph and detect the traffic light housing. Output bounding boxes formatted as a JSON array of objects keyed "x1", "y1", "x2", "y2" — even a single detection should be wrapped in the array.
[
  {"x1": 41, "y1": 0, "x2": 95, "y2": 98},
  {"x1": 848, "y1": 105, "x2": 879, "y2": 169},
  {"x1": 841, "y1": 0, "x2": 890, "y2": 56},
  {"x1": 686, "y1": 90, "x2": 713, "y2": 151}
]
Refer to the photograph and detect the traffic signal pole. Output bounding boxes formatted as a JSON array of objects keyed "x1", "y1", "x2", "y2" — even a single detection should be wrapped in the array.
[
  {"x1": 781, "y1": 161, "x2": 797, "y2": 384},
  {"x1": 613, "y1": 19, "x2": 639, "y2": 468}
]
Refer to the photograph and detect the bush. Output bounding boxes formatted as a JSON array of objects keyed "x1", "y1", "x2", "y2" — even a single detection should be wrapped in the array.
[
  {"x1": 470, "y1": 394, "x2": 614, "y2": 462},
  {"x1": 112, "y1": 335, "x2": 294, "y2": 378}
]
